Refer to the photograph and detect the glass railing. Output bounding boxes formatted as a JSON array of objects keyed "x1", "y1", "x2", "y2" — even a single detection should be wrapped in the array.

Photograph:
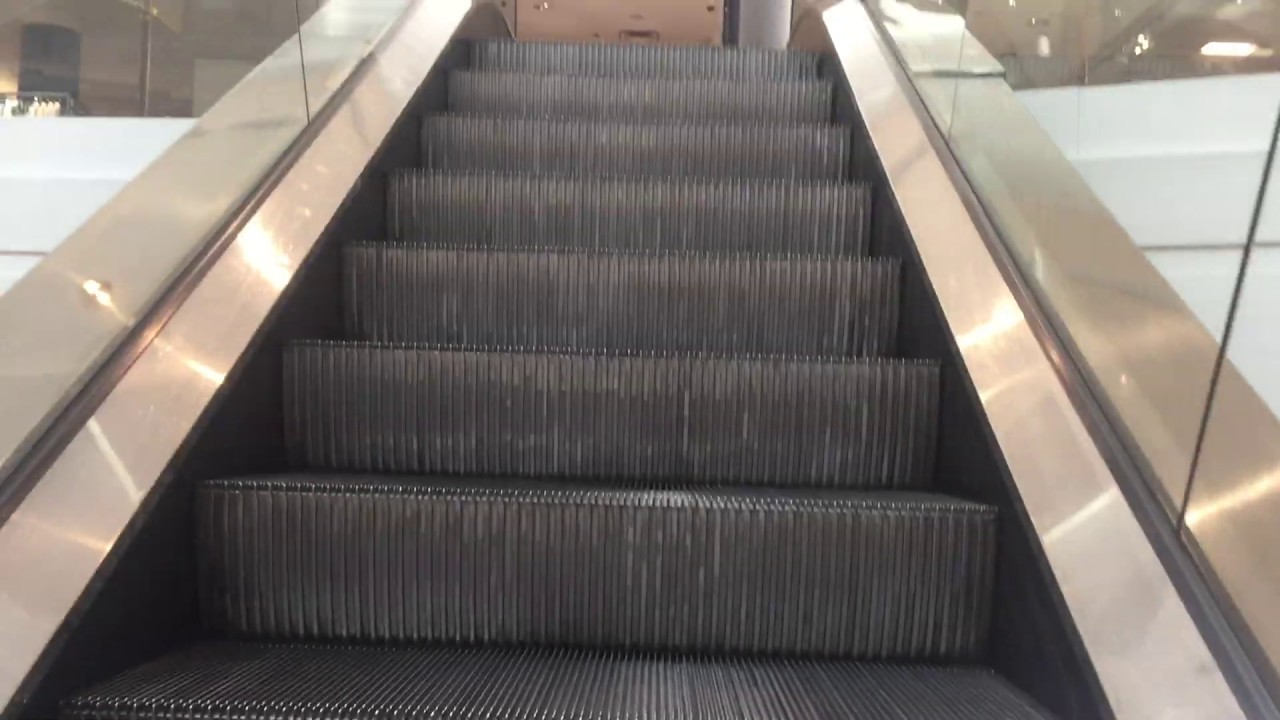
[
  {"x1": 960, "y1": 0, "x2": 1280, "y2": 90},
  {"x1": 0, "y1": 0, "x2": 410, "y2": 491},
  {"x1": 866, "y1": 0, "x2": 1280, "y2": 691}
]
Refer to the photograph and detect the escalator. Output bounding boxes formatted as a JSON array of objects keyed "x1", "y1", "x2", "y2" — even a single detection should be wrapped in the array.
[
  {"x1": 39, "y1": 40, "x2": 1053, "y2": 719},
  {"x1": 7, "y1": 26, "x2": 1168, "y2": 720}
]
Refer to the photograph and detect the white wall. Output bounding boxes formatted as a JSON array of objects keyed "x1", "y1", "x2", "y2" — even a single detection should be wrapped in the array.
[
  {"x1": 0, "y1": 117, "x2": 194, "y2": 293},
  {"x1": 1017, "y1": 74, "x2": 1280, "y2": 414}
]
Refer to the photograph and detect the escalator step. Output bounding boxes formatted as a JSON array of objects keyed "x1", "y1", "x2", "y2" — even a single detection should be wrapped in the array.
[
  {"x1": 470, "y1": 38, "x2": 824, "y2": 80},
  {"x1": 343, "y1": 245, "x2": 899, "y2": 356},
  {"x1": 284, "y1": 343, "x2": 938, "y2": 488},
  {"x1": 421, "y1": 116, "x2": 850, "y2": 180},
  {"x1": 64, "y1": 644, "x2": 1052, "y2": 720},
  {"x1": 387, "y1": 172, "x2": 870, "y2": 256},
  {"x1": 197, "y1": 477, "x2": 994, "y2": 657},
  {"x1": 447, "y1": 71, "x2": 833, "y2": 123}
]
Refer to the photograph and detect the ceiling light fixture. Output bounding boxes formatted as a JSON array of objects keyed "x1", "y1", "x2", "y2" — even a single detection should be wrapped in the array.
[
  {"x1": 1201, "y1": 41, "x2": 1260, "y2": 57},
  {"x1": 1134, "y1": 33, "x2": 1150, "y2": 55}
]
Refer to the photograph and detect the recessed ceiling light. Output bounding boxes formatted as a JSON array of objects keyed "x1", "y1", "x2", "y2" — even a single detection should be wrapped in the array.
[{"x1": 1201, "y1": 41, "x2": 1260, "y2": 57}]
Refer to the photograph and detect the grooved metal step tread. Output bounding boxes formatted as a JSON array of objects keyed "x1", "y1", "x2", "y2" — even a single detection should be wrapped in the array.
[
  {"x1": 196, "y1": 476, "x2": 995, "y2": 655},
  {"x1": 285, "y1": 343, "x2": 939, "y2": 488},
  {"x1": 387, "y1": 172, "x2": 870, "y2": 256},
  {"x1": 470, "y1": 39, "x2": 824, "y2": 80},
  {"x1": 64, "y1": 643, "x2": 1052, "y2": 720},
  {"x1": 447, "y1": 71, "x2": 833, "y2": 123},
  {"x1": 421, "y1": 116, "x2": 851, "y2": 180},
  {"x1": 64, "y1": 640, "x2": 1054, "y2": 712},
  {"x1": 343, "y1": 244, "x2": 899, "y2": 356}
]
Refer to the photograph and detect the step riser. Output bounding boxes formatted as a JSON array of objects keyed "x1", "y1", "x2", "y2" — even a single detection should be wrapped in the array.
[
  {"x1": 471, "y1": 40, "x2": 824, "y2": 80},
  {"x1": 284, "y1": 345, "x2": 939, "y2": 488},
  {"x1": 421, "y1": 117, "x2": 851, "y2": 181},
  {"x1": 344, "y1": 246, "x2": 900, "y2": 356},
  {"x1": 448, "y1": 72, "x2": 833, "y2": 124},
  {"x1": 387, "y1": 173, "x2": 870, "y2": 256},
  {"x1": 198, "y1": 482, "x2": 994, "y2": 658}
]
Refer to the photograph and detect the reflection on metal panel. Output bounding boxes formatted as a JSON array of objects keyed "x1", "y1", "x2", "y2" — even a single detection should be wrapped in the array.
[
  {"x1": 0, "y1": 0, "x2": 490, "y2": 713},
  {"x1": 809, "y1": 1, "x2": 1241, "y2": 716}
]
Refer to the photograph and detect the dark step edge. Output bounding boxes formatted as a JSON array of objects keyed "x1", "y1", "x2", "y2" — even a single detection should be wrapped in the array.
[
  {"x1": 471, "y1": 38, "x2": 825, "y2": 60},
  {"x1": 421, "y1": 112, "x2": 849, "y2": 133},
  {"x1": 343, "y1": 242, "x2": 898, "y2": 264},
  {"x1": 386, "y1": 168, "x2": 872, "y2": 192},
  {"x1": 287, "y1": 339, "x2": 939, "y2": 368},
  {"x1": 449, "y1": 69, "x2": 836, "y2": 89},
  {"x1": 199, "y1": 474, "x2": 996, "y2": 518}
]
